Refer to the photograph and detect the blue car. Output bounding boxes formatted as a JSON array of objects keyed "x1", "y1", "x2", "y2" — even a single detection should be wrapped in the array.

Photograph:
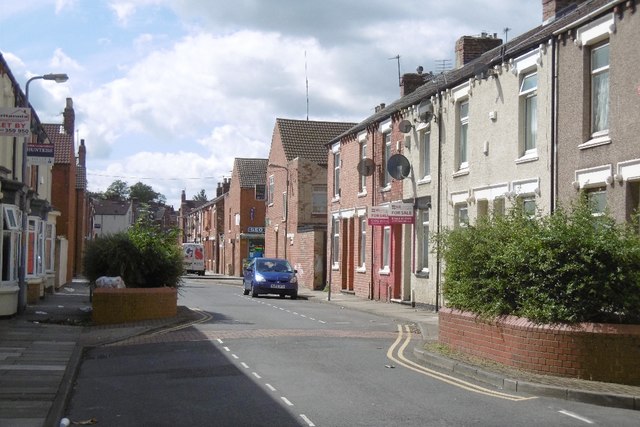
[{"x1": 243, "y1": 258, "x2": 298, "y2": 299}]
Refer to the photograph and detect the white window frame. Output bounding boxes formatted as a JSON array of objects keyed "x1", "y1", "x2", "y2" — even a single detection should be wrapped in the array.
[
  {"x1": 45, "y1": 223, "x2": 55, "y2": 272},
  {"x1": 455, "y1": 204, "x2": 469, "y2": 228},
  {"x1": 520, "y1": 72, "x2": 538, "y2": 156},
  {"x1": 282, "y1": 191, "x2": 288, "y2": 221},
  {"x1": 332, "y1": 217, "x2": 340, "y2": 267},
  {"x1": 358, "y1": 217, "x2": 366, "y2": 270},
  {"x1": 2, "y1": 205, "x2": 21, "y2": 282},
  {"x1": 268, "y1": 175, "x2": 274, "y2": 205},
  {"x1": 381, "y1": 225, "x2": 391, "y2": 273},
  {"x1": 587, "y1": 187, "x2": 607, "y2": 216},
  {"x1": 420, "y1": 130, "x2": 431, "y2": 181},
  {"x1": 383, "y1": 132, "x2": 392, "y2": 187},
  {"x1": 521, "y1": 196, "x2": 537, "y2": 217},
  {"x1": 458, "y1": 101, "x2": 469, "y2": 170},
  {"x1": 359, "y1": 139, "x2": 367, "y2": 194},
  {"x1": 418, "y1": 209, "x2": 429, "y2": 273},
  {"x1": 333, "y1": 151, "x2": 341, "y2": 198},
  {"x1": 590, "y1": 42, "x2": 609, "y2": 137},
  {"x1": 312, "y1": 185, "x2": 327, "y2": 214}
]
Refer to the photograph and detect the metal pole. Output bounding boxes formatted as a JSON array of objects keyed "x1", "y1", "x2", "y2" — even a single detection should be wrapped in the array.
[{"x1": 17, "y1": 74, "x2": 68, "y2": 314}]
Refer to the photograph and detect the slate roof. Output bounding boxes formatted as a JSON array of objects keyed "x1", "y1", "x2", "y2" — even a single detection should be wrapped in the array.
[
  {"x1": 43, "y1": 123, "x2": 74, "y2": 164},
  {"x1": 235, "y1": 158, "x2": 268, "y2": 188},
  {"x1": 330, "y1": 0, "x2": 614, "y2": 144},
  {"x1": 93, "y1": 199, "x2": 131, "y2": 216},
  {"x1": 275, "y1": 118, "x2": 357, "y2": 165}
]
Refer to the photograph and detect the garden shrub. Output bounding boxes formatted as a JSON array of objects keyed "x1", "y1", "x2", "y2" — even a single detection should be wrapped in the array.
[
  {"x1": 436, "y1": 197, "x2": 640, "y2": 324},
  {"x1": 83, "y1": 218, "x2": 184, "y2": 288}
]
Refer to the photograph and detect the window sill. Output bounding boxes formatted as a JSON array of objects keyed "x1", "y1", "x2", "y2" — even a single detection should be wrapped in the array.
[
  {"x1": 331, "y1": 197, "x2": 340, "y2": 203},
  {"x1": 357, "y1": 191, "x2": 368, "y2": 198},
  {"x1": 380, "y1": 185, "x2": 391, "y2": 192},
  {"x1": 452, "y1": 168, "x2": 469, "y2": 178},
  {"x1": 378, "y1": 268, "x2": 390, "y2": 276},
  {"x1": 417, "y1": 176, "x2": 432, "y2": 185},
  {"x1": 515, "y1": 151, "x2": 538, "y2": 164},
  {"x1": 578, "y1": 134, "x2": 611, "y2": 150},
  {"x1": 414, "y1": 270, "x2": 429, "y2": 279},
  {"x1": 356, "y1": 267, "x2": 366, "y2": 273},
  {"x1": 331, "y1": 264, "x2": 339, "y2": 271}
]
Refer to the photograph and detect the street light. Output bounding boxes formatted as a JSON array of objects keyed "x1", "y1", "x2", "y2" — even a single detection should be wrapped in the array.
[
  {"x1": 17, "y1": 73, "x2": 69, "y2": 313},
  {"x1": 268, "y1": 163, "x2": 289, "y2": 260}
]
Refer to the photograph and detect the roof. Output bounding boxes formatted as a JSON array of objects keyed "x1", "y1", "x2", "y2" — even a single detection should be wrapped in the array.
[
  {"x1": 330, "y1": 0, "x2": 614, "y2": 144},
  {"x1": 275, "y1": 118, "x2": 357, "y2": 165},
  {"x1": 43, "y1": 123, "x2": 74, "y2": 164},
  {"x1": 93, "y1": 199, "x2": 131, "y2": 216},
  {"x1": 235, "y1": 158, "x2": 268, "y2": 188}
]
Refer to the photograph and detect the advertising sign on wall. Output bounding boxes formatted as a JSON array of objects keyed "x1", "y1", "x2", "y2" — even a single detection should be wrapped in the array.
[{"x1": 0, "y1": 107, "x2": 30, "y2": 137}]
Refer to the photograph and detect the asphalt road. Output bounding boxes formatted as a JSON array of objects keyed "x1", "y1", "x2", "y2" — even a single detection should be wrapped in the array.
[{"x1": 65, "y1": 278, "x2": 640, "y2": 426}]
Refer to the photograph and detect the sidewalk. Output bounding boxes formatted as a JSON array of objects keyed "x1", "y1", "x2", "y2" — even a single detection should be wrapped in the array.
[{"x1": 1, "y1": 276, "x2": 638, "y2": 427}]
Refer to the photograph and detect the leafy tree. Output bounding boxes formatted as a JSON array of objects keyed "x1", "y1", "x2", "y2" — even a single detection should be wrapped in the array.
[
  {"x1": 193, "y1": 189, "x2": 208, "y2": 202},
  {"x1": 130, "y1": 181, "x2": 166, "y2": 204},
  {"x1": 104, "y1": 179, "x2": 130, "y2": 201}
]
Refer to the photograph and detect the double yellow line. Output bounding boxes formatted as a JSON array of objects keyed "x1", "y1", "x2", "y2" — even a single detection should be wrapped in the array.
[{"x1": 387, "y1": 325, "x2": 536, "y2": 402}]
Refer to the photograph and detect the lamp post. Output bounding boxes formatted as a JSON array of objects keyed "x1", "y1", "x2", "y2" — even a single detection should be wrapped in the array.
[
  {"x1": 17, "y1": 73, "x2": 68, "y2": 313},
  {"x1": 268, "y1": 163, "x2": 289, "y2": 260}
]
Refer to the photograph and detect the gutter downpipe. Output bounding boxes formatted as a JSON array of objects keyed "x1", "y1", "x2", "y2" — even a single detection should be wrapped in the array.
[
  {"x1": 370, "y1": 128, "x2": 376, "y2": 300},
  {"x1": 551, "y1": 37, "x2": 557, "y2": 213},
  {"x1": 435, "y1": 92, "x2": 443, "y2": 313}
]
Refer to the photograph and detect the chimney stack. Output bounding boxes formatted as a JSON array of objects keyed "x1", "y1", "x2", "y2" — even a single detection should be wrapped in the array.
[
  {"x1": 455, "y1": 33, "x2": 502, "y2": 69},
  {"x1": 63, "y1": 98, "x2": 74, "y2": 136},
  {"x1": 542, "y1": 0, "x2": 585, "y2": 23}
]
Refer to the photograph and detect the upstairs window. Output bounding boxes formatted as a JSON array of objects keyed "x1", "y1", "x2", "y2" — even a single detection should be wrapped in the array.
[
  {"x1": 591, "y1": 42, "x2": 609, "y2": 136},
  {"x1": 312, "y1": 185, "x2": 327, "y2": 214},
  {"x1": 333, "y1": 151, "x2": 341, "y2": 198},
  {"x1": 268, "y1": 175, "x2": 274, "y2": 205},
  {"x1": 520, "y1": 72, "x2": 538, "y2": 154},
  {"x1": 458, "y1": 101, "x2": 469, "y2": 170},
  {"x1": 383, "y1": 133, "x2": 392, "y2": 187},
  {"x1": 359, "y1": 140, "x2": 367, "y2": 193},
  {"x1": 421, "y1": 131, "x2": 431, "y2": 179}
]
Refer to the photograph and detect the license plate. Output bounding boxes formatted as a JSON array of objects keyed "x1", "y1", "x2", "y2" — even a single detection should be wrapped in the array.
[{"x1": 271, "y1": 284, "x2": 286, "y2": 289}]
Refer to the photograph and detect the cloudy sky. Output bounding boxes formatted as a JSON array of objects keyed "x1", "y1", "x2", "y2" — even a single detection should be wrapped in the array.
[{"x1": 1, "y1": 0, "x2": 542, "y2": 208}]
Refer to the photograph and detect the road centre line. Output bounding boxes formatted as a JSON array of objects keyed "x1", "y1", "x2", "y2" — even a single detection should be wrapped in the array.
[
  {"x1": 388, "y1": 325, "x2": 536, "y2": 402},
  {"x1": 252, "y1": 372, "x2": 262, "y2": 379},
  {"x1": 266, "y1": 383, "x2": 276, "y2": 392},
  {"x1": 300, "y1": 414, "x2": 316, "y2": 427},
  {"x1": 558, "y1": 410, "x2": 593, "y2": 424},
  {"x1": 281, "y1": 397, "x2": 294, "y2": 406},
  {"x1": 240, "y1": 362, "x2": 249, "y2": 369}
]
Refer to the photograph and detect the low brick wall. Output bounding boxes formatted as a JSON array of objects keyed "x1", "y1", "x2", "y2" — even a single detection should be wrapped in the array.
[
  {"x1": 92, "y1": 287, "x2": 177, "y2": 325},
  {"x1": 439, "y1": 307, "x2": 640, "y2": 385}
]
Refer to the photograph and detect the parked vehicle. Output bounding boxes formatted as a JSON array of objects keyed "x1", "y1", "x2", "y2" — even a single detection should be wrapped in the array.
[
  {"x1": 243, "y1": 257, "x2": 298, "y2": 299},
  {"x1": 182, "y1": 243, "x2": 205, "y2": 276}
]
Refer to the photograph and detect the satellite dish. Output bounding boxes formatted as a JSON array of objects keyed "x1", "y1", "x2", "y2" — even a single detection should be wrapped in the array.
[
  {"x1": 387, "y1": 154, "x2": 411, "y2": 180},
  {"x1": 416, "y1": 101, "x2": 434, "y2": 123},
  {"x1": 357, "y1": 158, "x2": 375, "y2": 176},
  {"x1": 398, "y1": 120, "x2": 413, "y2": 134}
]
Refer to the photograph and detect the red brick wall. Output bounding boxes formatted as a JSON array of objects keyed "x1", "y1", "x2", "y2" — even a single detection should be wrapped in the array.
[
  {"x1": 51, "y1": 163, "x2": 77, "y2": 284},
  {"x1": 92, "y1": 287, "x2": 177, "y2": 325},
  {"x1": 439, "y1": 308, "x2": 640, "y2": 385},
  {"x1": 290, "y1": 228, "x2": 325, "y2": 290}
]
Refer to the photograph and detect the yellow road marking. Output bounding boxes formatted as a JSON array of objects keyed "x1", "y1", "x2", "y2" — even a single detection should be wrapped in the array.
[{"x1": 387, "y1": 325, "x2": 536, "y2": 402}]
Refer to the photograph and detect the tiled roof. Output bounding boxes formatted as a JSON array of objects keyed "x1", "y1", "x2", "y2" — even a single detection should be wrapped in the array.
[
  {"x1": 43, "y1": 123, "x2": 74, "y2": 164},
  {"x1": 275, "y1": 118, "x2": 357, "y2": 165},
  {"x1": 93, "y1": 199, "x2": 131, "y2": 216},
  {"x1": 330, "y1": 0, "x2": 612, "y2": 143},
  {"x1": 235, "y1": 158, "x2": 268, "y2": 188},
  {"x1": 76, "y1": 165, "x2": 87, "y2": 190}
]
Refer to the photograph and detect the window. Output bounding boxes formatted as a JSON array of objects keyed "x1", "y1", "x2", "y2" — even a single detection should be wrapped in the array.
[
  {"x1": 312, "y1": 186, "x2": 327, "y2": 214},
  {"x1": 493, "y1": 197, "x2": 505, "y2": 217},
  {"x1": 591, "y1": 42, "x2": 609, "y2": 136},
  {"x1": 520, "y1": 72, "x2": 538, "y2": 154},
  {"x1": 45, "y1": 223, "x2": 54, "y2": 272},
  {"x1": 421, "y1": 131, "x2": 431, "y2": 179},
  {"x1": 383, "y1": 132, "x2": 392, "y2": 187},
  {"x1": 282, "y1": 192, "x2": 288, "y2": 221},
  {"x1": 268, "y1": 175, "x2": 274, "y2": 205},
  {"x1": 587, "y1": 187, "x2": 607, "y2": 216},
  {"x1": 458, "y1": 101, "x2": 469, "y2": 169},
  {"x1": 419, "y1": 210, "x2": 429, "y2": 272},
  {"x1": 358, "y1": 217, "x2": 366, "y2": 268},
  {"x1": 382, "y1": 226, "x2": 391, "y2": 270},
  {"x1": 359, "y1": 140, "x2": 367, "y2": 193},
  {"x1": 455, "y1": 204, "x2": 469, "y2": 228},
  {"x1": 522, "y1": 197, "x2": 536, "y2": 217},
  {"x1": 333, "y1": 152, "x2": 340, "y2": 198},
  {"x1": 2, "y1": 205, "x2": 21, "y2": 282},
  {"x1": 332, "y1": 217, "x2": 340, "y2": 265}
]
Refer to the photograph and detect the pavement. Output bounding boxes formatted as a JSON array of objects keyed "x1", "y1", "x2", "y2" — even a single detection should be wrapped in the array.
[{"x1": 1, "y1": 276, "x2": 639, "y2": 427}]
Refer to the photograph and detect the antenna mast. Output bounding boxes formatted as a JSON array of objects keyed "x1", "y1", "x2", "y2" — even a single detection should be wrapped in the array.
[
  {"x1": 305, "y1": 51, "x2": 309, "y2": 121},
  {"x1": 388, "y1": 54, "x2": 400, "y2": 87}
]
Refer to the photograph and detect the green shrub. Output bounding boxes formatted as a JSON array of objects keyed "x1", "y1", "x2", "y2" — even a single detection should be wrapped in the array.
[
  {"x1": 83, "y1": 218, "x2": 184, "y2": 288},
  {"x1": 436, "y1": 198, "x2": 640, "y2": 324}
]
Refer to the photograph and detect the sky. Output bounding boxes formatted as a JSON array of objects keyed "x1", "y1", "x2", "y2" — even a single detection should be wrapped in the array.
[{"x1": 1, "y1": 0, "x2": 542, "y2": 209}]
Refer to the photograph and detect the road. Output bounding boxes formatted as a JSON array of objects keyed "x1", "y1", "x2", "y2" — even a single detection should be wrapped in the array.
[{"x1": 65, "y1": 278, "x2": 639, "y2": 426}]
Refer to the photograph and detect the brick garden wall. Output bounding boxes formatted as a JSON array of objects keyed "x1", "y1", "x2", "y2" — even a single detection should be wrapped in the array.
[
  {"x1": 439, "y1": 308, "x2": 640, "y2": 385},
  {"x1": 92, "y1": 287, "x2": 177, "y2": 325}
]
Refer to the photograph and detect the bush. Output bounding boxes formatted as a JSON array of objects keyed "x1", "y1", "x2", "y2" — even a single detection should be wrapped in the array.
[
  {"x1": 436, "y1": 197, "x2": 640, "y2": 324},
  {"x1": 83, "y1": 218, "x2": 184, "y2": 288}
]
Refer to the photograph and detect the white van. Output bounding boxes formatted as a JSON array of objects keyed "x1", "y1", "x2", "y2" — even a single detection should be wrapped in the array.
[{"x1": 182, "y1": 243, "x2": 205, "y2": 276}]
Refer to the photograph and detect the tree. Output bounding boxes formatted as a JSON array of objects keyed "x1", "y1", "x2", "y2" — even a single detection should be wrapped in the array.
[
  {"x1": 193, "y1": 189, "x2": 208, "y2": 202},
  {"x1": 104, "y1": 179, "x2": 130, "y2": 201},
  {"x1": 130, "y1": 181, "x2": 166, "y2": 205}
]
